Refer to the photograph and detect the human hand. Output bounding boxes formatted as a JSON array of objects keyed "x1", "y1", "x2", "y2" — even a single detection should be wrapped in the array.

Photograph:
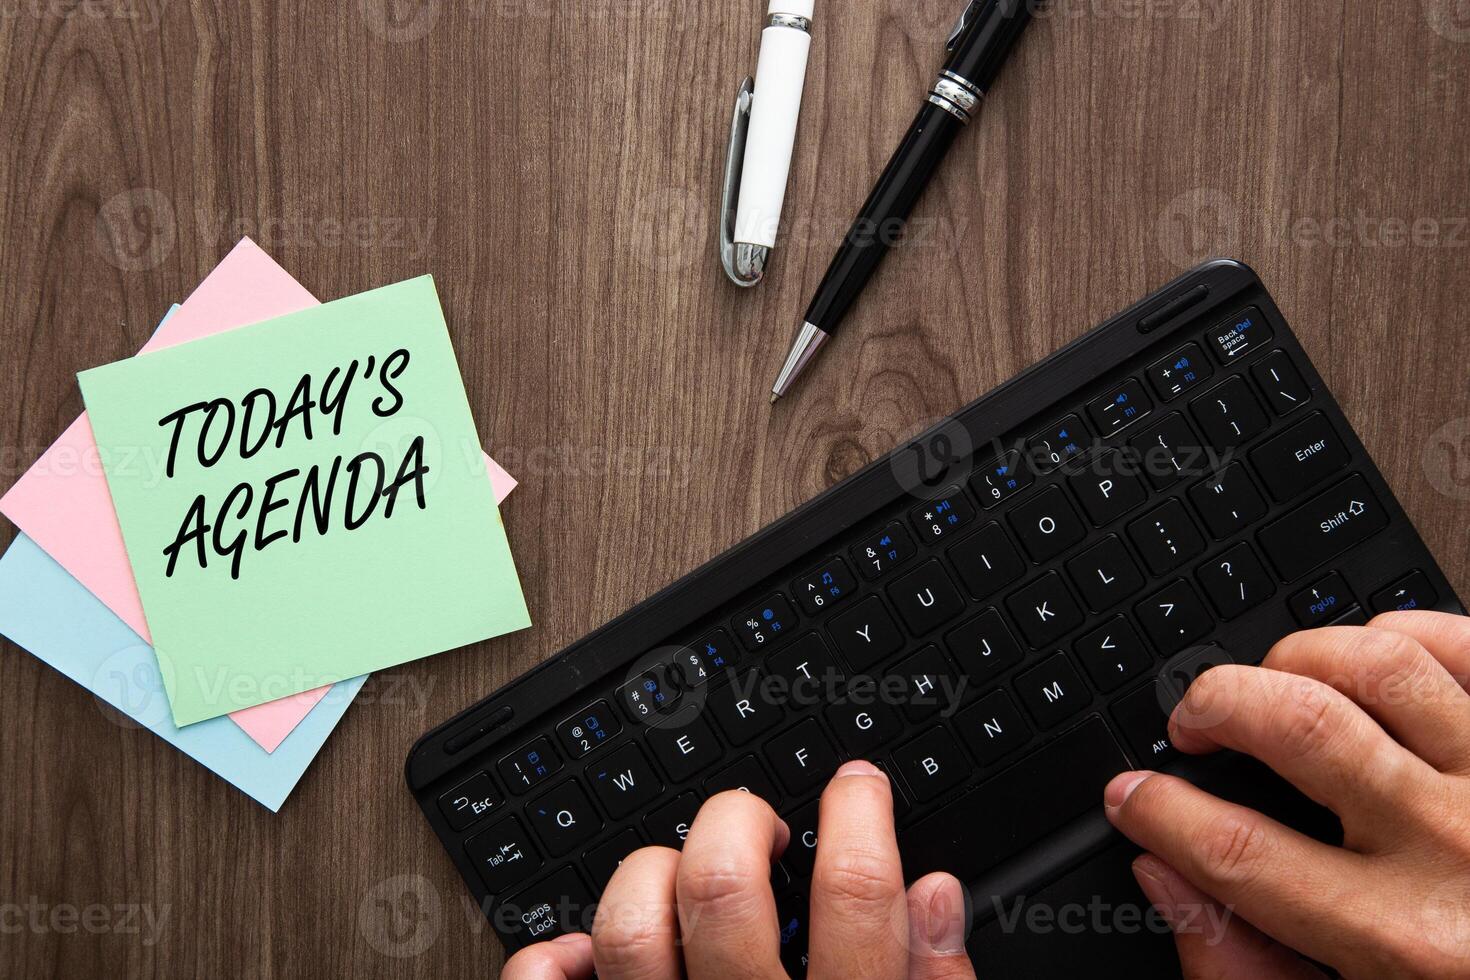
[
  {"x1": 1105, "y1": 610, "x2": 1470, "y2": 978},
  {"x1": 502, "y1": 759, "x2": 977, "y2": 980}
]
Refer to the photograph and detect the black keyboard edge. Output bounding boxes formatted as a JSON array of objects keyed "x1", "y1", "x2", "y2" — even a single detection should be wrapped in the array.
[{"x1": 404, "y1": 258, "x2": 1467, "y2": 958}]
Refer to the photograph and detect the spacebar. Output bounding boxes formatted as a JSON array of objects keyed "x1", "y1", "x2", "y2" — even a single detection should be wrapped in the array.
[{"x1": 899, "y1": 716, "x2": 1130, "y2": 883}]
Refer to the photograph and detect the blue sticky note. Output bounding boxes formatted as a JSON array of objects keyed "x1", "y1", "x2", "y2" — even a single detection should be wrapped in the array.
[{"x1": 0, "y1": 532, "x2": 364, "y2": 811}]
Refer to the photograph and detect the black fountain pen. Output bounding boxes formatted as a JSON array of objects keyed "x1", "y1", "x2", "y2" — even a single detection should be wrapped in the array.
[{"x1": 769, "y1": 0, "x2": 1036, "y2": 403}]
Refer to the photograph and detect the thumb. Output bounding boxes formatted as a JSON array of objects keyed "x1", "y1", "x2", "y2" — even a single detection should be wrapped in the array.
[
  {"x1": 906, "y1": 873, "x2": 979, "y2": 980},
  {"x1": 500, "y1": 933, "x2": 596, "y2": 980},
  {"x1": 1132, "y1": 854, "x2": 1326, "y2": 980}
]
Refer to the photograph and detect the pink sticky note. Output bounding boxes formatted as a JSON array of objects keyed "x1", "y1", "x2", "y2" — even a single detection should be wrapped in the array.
[{"x1": 1, "y1": 239, "x2": 516, "y2": 751}]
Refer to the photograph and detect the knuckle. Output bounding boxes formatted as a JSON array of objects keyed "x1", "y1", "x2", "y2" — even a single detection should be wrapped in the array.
[
  {"x1": 1346, "y1": 628, "x2": 1429, "y2": 686},
  {"x1": 1272, "y1": 680, "x2": 1344, "y2": 760},
  {"x1": 1194, "y1": 813, "x2": 1271, "y2": 886},
  {"x1": 814, "y1": 848, "x2": 904, "y2": 913},
  {"x1": 591, "y1": 908, "x2": 671, "y2": 974},
  {"x1": 678, "y1": 859, "x2": 762, "y2": 911}
]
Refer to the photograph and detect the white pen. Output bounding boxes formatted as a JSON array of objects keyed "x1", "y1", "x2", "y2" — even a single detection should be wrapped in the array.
[{"x1": 719, "y1": 0, "x2": 815, "y2": 287}]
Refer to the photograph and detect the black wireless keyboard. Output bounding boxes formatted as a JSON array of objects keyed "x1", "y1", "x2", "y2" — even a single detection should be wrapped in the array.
[{"x1": 406, "y1": 260, "x2": 1463, "y2": 974}]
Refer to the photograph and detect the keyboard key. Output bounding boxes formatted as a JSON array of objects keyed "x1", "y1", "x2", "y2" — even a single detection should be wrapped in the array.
[
  {"x1": 954, "y1": 690, "x2": 1029, "y2": 766},
  {"x1": 765, "y1": 719, "x2": 840, "y2": 796},
  {"x1": 911, "y1": 489, "x2": 977, "y2": 544},
  {"x1": 673, "y1": 630, "x2": 740, "y2": 687},
  {"x1": 887, "y1": 646, "x2": 962, "y2": 721},
  {"x1": 888, "y1": 560, "x2": 967, "y2": 635},
  {"x1": 586, "y1": 743, "x2": 663, "y2": 819},
  {"x1": 892, "y1": 727, "x2": 970, "y2": 802},
  {"x1": 1371, "y1": 570, "x2": 1440, "y2": 614},
  {"x1": 1259, "y1": 475, "x2": 1389, "y2": 582},
  {"x1": 1289, "y1": 572, "x2": 1356, "y2": 627},
  {"x1": 584, "y1": 828, "x2": 644, "y2": 892},
  {"x1": 526, "y1": 781, "x2": 601, "y2": 857},
  {"x1": 1015, "y1": 653, "x2": 1090, "y2": 728},
  {"x1": 1206, "y1": 306, "x2": 1274, "y2": 364},
  {"x1": 1087, "y1": 378, "x2": 1152, "y2": 436},
  {"x1": 618, "y1": 666, "x2": 681, "y2": 721},
  {"x1": 1329, "y1": 606, "x2": 1369, "y2": 626},
  {"x1": 705, "y1": 755, "x2": 783, "y2": 809},
  {"x1": 644, "y1": 792, "x2": 702, "y2": 849},
  {"x1": 1191, "y1": 377, "x2": 1269, "y2": 450},
  {"x1": 1136, "y1": 580, "x2": 1214, "y2": 655},
  {"x1": 1006, "y1": 572, "x2": 1084, "y2": 648},
  {"x1": 646, "y1": 716, "x2": 723, "y2": 784},
  {"x1": 1252, "y1": 350, "x2": 1311, "y2": 415},
  {"x1": 777, "y1": 890, "x2": 812, "y2": 975},
  {"x1": 440, "y1": 771, "x2": 503, "y2": 831},
  {"x1": 1197, "y1": 543, "x2": 1275, "y2": 619},
  {"x1": 1008, "y1": 485, "x2": 1087, "y2": 563},
  {"x1": 767, "y1": 633, "x2": 844, "y2": 704},
  {"x1": 1189, "y1": 463, "x2": 1267, "y2": 538},
  {"x1": 1249, "y1": 411, "x2": 1350, "y2": 502},
  {"x1": 899, "y1": 717, "x2": 1129, "y2": 882},
  {"x1": 1129, "y1": 412, "x2": 1209, "y2": 490},
  {"x1": 734, "y1": 594, "x2": 799, "y2": 650},
  {"x1": 1074, "y1": 617, "x2": 1153, "y2": 692},
  {"x1": 827, "y1": 596, "x2": 904, "y2": 671},
  {"x1": 501, "y1": 867, "x2": 596, "y2": 944},
  {"x1": 1028, "y1": 415, "x2": 1088, "y2": 473},
  {"x1": 948, "y1": 522, "x2": 1026, "y2": 600},
  {"x1": 466, "y1": 817, "x2": 541, "y2": 893},
  {"x1": 708, "y1": 671, "x2": 784, "y2": 745},
  {"x1": 1147, "y1": 342, "x2": 1213, "y2": 401},
  {"x1": 499, "y1": 737, "x2": 562, "y2": 794},
  {"x1": 556, "y1": 702, "x2": 621, "y2": 759},
  {"x1": 1128, "y1": 499, "x2": 1206, "y2": 575},
  {"x1": 872, "y1": 760, "x2": 912, "y2": 820},
  {"x1": 852, "y1": 523, "x2": 915, "y2": 580},
  {"x1": 944, "y1": 609, "x2": 1025, "y2": 683},
  {"x1": 1066, "y1": 535, "x2": 1146, "y2": 612},
  {"x1": 824, "y1": 684, "x2": 902, "y2": 756},
  {"x1": 784, "y1": 799, "x2": 821, "y2": 876},
  {"x1": 1111, "y1": 680, "x2": 1179, "y2": 765},
  {"x1": 1067, "y1": 451, "x2": 1148, "y2": 525},
  {"x1": 972, "y1": 450, "x2": 1033, "y2": 508},
  {"x1": 792, "y1": 558, "x2": 857, "y2": 615}
]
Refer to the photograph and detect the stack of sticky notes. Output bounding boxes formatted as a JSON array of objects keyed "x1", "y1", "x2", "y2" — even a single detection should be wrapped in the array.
[{"x1": 0, "y1": 240, "x2": 530, "y2": 810}]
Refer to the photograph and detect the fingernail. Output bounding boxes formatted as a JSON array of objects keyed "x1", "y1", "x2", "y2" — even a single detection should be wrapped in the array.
[
  {"x1": 552, "y1": 932, "x2": 589, "y2": 945},
  {"x1": 917, "y1": 877, "x2": 969, "y2": 955},
  {"x1": 835, "y1": 759, "x2": 884, "y2": 779},
  {"x1": 1104, "y1": 770, "x2": 1155, "y2": 811}
]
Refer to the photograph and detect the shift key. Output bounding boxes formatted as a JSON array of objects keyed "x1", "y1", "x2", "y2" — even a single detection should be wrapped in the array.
[{"x1": 1259, "y1": 475, "x2": 1388, "y2": 582}]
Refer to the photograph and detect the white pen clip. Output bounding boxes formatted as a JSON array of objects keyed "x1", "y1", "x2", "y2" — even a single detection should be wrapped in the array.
[{"x1": 719, "y1": 1, "x2": 815, "y2": 288}]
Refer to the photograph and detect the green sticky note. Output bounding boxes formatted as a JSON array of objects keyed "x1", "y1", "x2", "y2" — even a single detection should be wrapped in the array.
[{"x1": 79, "y1": 276, "x2": 530, "y2": 727}]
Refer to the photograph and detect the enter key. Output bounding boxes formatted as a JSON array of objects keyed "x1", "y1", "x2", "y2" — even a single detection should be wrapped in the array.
[{"x1": 1259, "y1": 474, "x2": 1389, "y2": 581}]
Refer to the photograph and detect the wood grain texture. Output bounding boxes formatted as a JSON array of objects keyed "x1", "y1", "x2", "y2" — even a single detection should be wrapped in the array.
[{"x1": 1, "y1": 0, "x2": 1467, "y2": 975}]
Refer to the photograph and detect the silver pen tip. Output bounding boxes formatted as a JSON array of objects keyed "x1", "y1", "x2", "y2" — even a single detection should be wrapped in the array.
[{"x1": 770, "y1": 393, "x2": 781, "y2": 405}]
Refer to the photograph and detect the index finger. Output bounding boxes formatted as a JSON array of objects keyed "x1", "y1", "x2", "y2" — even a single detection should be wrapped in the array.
[
  {"x1": 808, "y1": 761, "x2": 908, "y2": 980},
  {"x1": 675, "y1": 790, "x2": 790, "y2": 980}
]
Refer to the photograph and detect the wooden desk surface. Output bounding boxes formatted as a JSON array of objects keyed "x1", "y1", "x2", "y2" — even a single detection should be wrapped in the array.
[{"x1": 2, "y1": 2, "x2": 1467, "y2": 975}]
